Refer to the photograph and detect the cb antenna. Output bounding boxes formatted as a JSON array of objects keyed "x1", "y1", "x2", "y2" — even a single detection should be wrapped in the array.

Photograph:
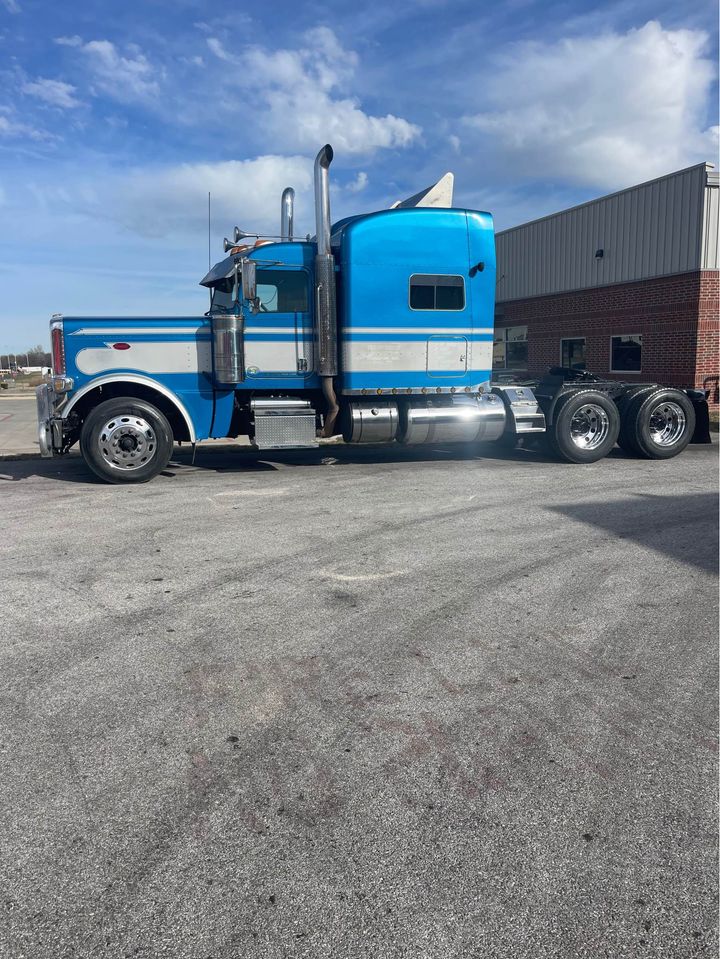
[{"x1": 207, "y1": 192, "x2": 211, "y2": 269}]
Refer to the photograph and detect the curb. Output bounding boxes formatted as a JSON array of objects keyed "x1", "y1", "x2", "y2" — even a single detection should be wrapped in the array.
[{"x1": 0, "y1": 451, "x2": 46, "y2": 461}]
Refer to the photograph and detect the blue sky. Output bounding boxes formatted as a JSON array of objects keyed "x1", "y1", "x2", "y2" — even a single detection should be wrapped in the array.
[{"x1": 0, "y1": 0, "x2": 717, "y2": 351}]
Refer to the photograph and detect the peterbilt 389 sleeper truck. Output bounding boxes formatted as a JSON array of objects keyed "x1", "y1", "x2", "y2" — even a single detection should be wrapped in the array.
[{"x1": 37, "y1": 144, "x2": 710, "y2": 484}]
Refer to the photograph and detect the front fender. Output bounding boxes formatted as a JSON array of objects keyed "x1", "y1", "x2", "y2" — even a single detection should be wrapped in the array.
[{"x1": 62, "y1": 374, "x2": 198, "y2": 443}]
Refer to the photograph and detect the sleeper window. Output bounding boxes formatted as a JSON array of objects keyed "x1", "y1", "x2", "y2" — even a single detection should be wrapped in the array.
[{"x1": 409, "y1": 274, "x2": 465, "y2": 311}]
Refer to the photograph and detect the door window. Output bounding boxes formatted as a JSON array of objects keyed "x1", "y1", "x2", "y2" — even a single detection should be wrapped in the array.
[{"x1": 256, "y1": 270, "x2": 309, "y2": 313}]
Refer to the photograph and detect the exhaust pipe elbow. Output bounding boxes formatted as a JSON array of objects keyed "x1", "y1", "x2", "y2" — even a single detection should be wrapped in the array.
[
  {"x1": 314, "y1": 144, "x2": 334, "y2": 256},
  {"x1": 280, "y1": 187, "x2": 295, "y2": 241},
  {"x1": 315, "y1": 143, "x2": 334, "y2": 171}
]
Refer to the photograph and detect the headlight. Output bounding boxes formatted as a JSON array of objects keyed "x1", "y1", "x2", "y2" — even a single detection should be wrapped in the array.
[{"x1": 52, "y1": 376, "x2": 74, "y2": 393}]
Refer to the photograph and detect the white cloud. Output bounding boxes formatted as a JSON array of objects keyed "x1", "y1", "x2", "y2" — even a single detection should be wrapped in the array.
[
  {"x1": 54, "y1": 35, "x2": 83, "y2": 47},
  {"x1": 80, "y1": 39, "x2": 160, "y2": 102},
  {"x1": 448, "y1": 134, "x2": 461, "y2": 153},
  {"x1": 2, "y1": 0, "x2": 21, "y2": 13},
  {"x1": 113, "y1": 154, "x2": 314, "y2": 238},
  {"x1": 0, "y1": 114, "x2": 52, "y2": 141},
  {"x1": 206, "y1": 37, "x2": 234, "y2": 62},
  {"x1": 462, "y1": 21, "x2": 718, "y2": 188},
  {"x1": 22, "y1": 78, "x2": 82, "y2": 109},
  {"x1": 240, "y1": 27, "x2": 420, "y2": 155},
  {"x1": 347, "y1": 171, "x2": 368, "y2": 192}
]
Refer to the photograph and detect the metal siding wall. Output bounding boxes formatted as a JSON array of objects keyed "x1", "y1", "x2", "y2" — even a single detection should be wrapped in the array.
[{"x1": 496, "y1": 164, "x2": 710, "y2": 301}]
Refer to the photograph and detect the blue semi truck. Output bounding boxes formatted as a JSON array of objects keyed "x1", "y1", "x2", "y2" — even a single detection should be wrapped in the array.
[{"x1": 36, "y1": 145, "x2": 710, "y2": 484}]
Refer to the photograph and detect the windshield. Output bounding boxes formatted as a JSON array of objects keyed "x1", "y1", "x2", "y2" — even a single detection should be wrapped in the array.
[{"x1": 210, "y1": 268, "x2": 309, "y2": 314}]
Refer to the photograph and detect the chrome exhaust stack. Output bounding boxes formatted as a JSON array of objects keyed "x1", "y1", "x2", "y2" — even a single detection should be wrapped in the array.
[
  {"x1": 280, "y1": 187, "x2": 295, "y2": 241},
  {"x1": 313, "y1": 144, "x2": 339, "y2": 434}
]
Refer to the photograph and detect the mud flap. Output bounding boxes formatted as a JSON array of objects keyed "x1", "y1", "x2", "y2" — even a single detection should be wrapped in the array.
[{"x1": 687, "y1": 390, "x2": 711, "y2": 444}]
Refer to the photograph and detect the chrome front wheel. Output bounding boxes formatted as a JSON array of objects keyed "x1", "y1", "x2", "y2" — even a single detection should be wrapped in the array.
[
  {"x1": 80, "y1": 397, "x2": 173, "y2": 484},
  {"x1": 98, "y1": 415, "x2": 157, "y2": 471}
]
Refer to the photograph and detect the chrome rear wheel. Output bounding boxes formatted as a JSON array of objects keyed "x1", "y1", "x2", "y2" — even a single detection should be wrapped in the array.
[
  {"x1": 549, "y1": 391, "x2": 620, "y2": 464},
  {"x1": 647, "y1": 401, "x2": 686, "y2": 448},
  {"x1": 617, "y1": 388, "x2": 695, "y2": 460},
  {"x1": 570, "y1": 403, "x2": 611, "y2": 451}
]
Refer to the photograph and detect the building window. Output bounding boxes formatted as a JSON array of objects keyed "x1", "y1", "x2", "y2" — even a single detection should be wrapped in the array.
[
  {"x1": 493, "y1": 325, "x2": 528, "y2": 370},
  {"x1": 610, "y1": 334, "x2": 642, "y2": 373},
  {"x1": 409, "y1": 274, "x2": 465, "y2": 311},
  {"x1": 561, "y1": 337, "x2": 586, "y2": 370}
]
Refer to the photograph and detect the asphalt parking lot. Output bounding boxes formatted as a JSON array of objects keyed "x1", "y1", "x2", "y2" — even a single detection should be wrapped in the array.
[
  {"x1": 0, "y1": 393, "x2": 38, "y2": 455},
  {"x1": 1, "y1": 439, "x2": 718, "y2": 958}
]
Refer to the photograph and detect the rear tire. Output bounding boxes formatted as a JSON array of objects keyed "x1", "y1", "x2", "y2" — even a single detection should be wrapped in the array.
[
  {"x1": 618, "y1": 388, "x2": 695, "y2": 459},
  {"x1": 80, "y1": 397, "x2": 174, "y2": 484},
  {"x1": 614, "y1": 386, "x2": 656, "y2": 453},
  {"x1": 548, "y1": 390, "x2": 620, "y2": 464}
]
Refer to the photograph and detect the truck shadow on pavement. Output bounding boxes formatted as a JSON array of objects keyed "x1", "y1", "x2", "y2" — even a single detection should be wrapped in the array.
[
  {"x1": 0, "y1": 439, "x2": 619, "y2": 485},
  {"x1": 547, "y1": 492, "x2": 718, "y2": 574},
  {"x1": 2, "y1": 438, "x2": 712, "y2": 486}
]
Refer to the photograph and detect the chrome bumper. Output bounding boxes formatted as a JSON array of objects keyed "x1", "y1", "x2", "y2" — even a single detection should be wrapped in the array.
[
  {"x1": 36, "y1": 384, "x2": 54, "y2": 457},
  {"x1": 36, "y1": 383, "x2": 69, "y2": 457}
]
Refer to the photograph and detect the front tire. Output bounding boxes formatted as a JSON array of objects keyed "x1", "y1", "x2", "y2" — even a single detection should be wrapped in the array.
[
  {"x1": 548, "y1": 390, "x2": 620, "y2": 464},
  {"x1": 80, "y1": 397, "x2": 174, "y2": 484},
  {"x1": 618, "y1": 388, "x2": 695, "y2": 459}
]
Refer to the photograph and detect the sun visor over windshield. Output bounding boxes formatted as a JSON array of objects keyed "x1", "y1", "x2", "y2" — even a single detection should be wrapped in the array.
[{"x1": 199, "y1": 255, "x2": 236, "y2": 288}]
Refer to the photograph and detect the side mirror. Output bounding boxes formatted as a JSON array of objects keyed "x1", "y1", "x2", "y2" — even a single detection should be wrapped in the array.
[{"x1": 242, "y1": 260, "x2": 257, "y2": 303}]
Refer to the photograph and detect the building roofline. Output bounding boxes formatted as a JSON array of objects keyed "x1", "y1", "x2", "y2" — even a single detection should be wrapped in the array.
[{"x1": 496, "y1": 162, "x2": 717, "y2": 237}]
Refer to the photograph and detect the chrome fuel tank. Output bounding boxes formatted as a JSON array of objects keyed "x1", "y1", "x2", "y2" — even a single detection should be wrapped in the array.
[
  {"x1": 341, "y1": 400, "x2": 399, "y2": 443},
  {"x1": 398, "y1": 394, "x2": 505, "y2": 445}
]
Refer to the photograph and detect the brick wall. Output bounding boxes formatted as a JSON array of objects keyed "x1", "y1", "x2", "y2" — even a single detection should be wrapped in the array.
[
  {"x1": 697, "y1": 271, "x2": 719, "y2": 406},
  {"x1": 495, "y1": 270, "x2": 719, "y2": 409}
]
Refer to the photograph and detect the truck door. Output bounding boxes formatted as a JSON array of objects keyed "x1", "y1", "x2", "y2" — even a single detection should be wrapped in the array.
[
  {"x1": 244, "y1": 267, "x2": 314, "y2": 380},
  {"x1": 464, "y1": 211, "x2": 496, "y2": 378}
]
